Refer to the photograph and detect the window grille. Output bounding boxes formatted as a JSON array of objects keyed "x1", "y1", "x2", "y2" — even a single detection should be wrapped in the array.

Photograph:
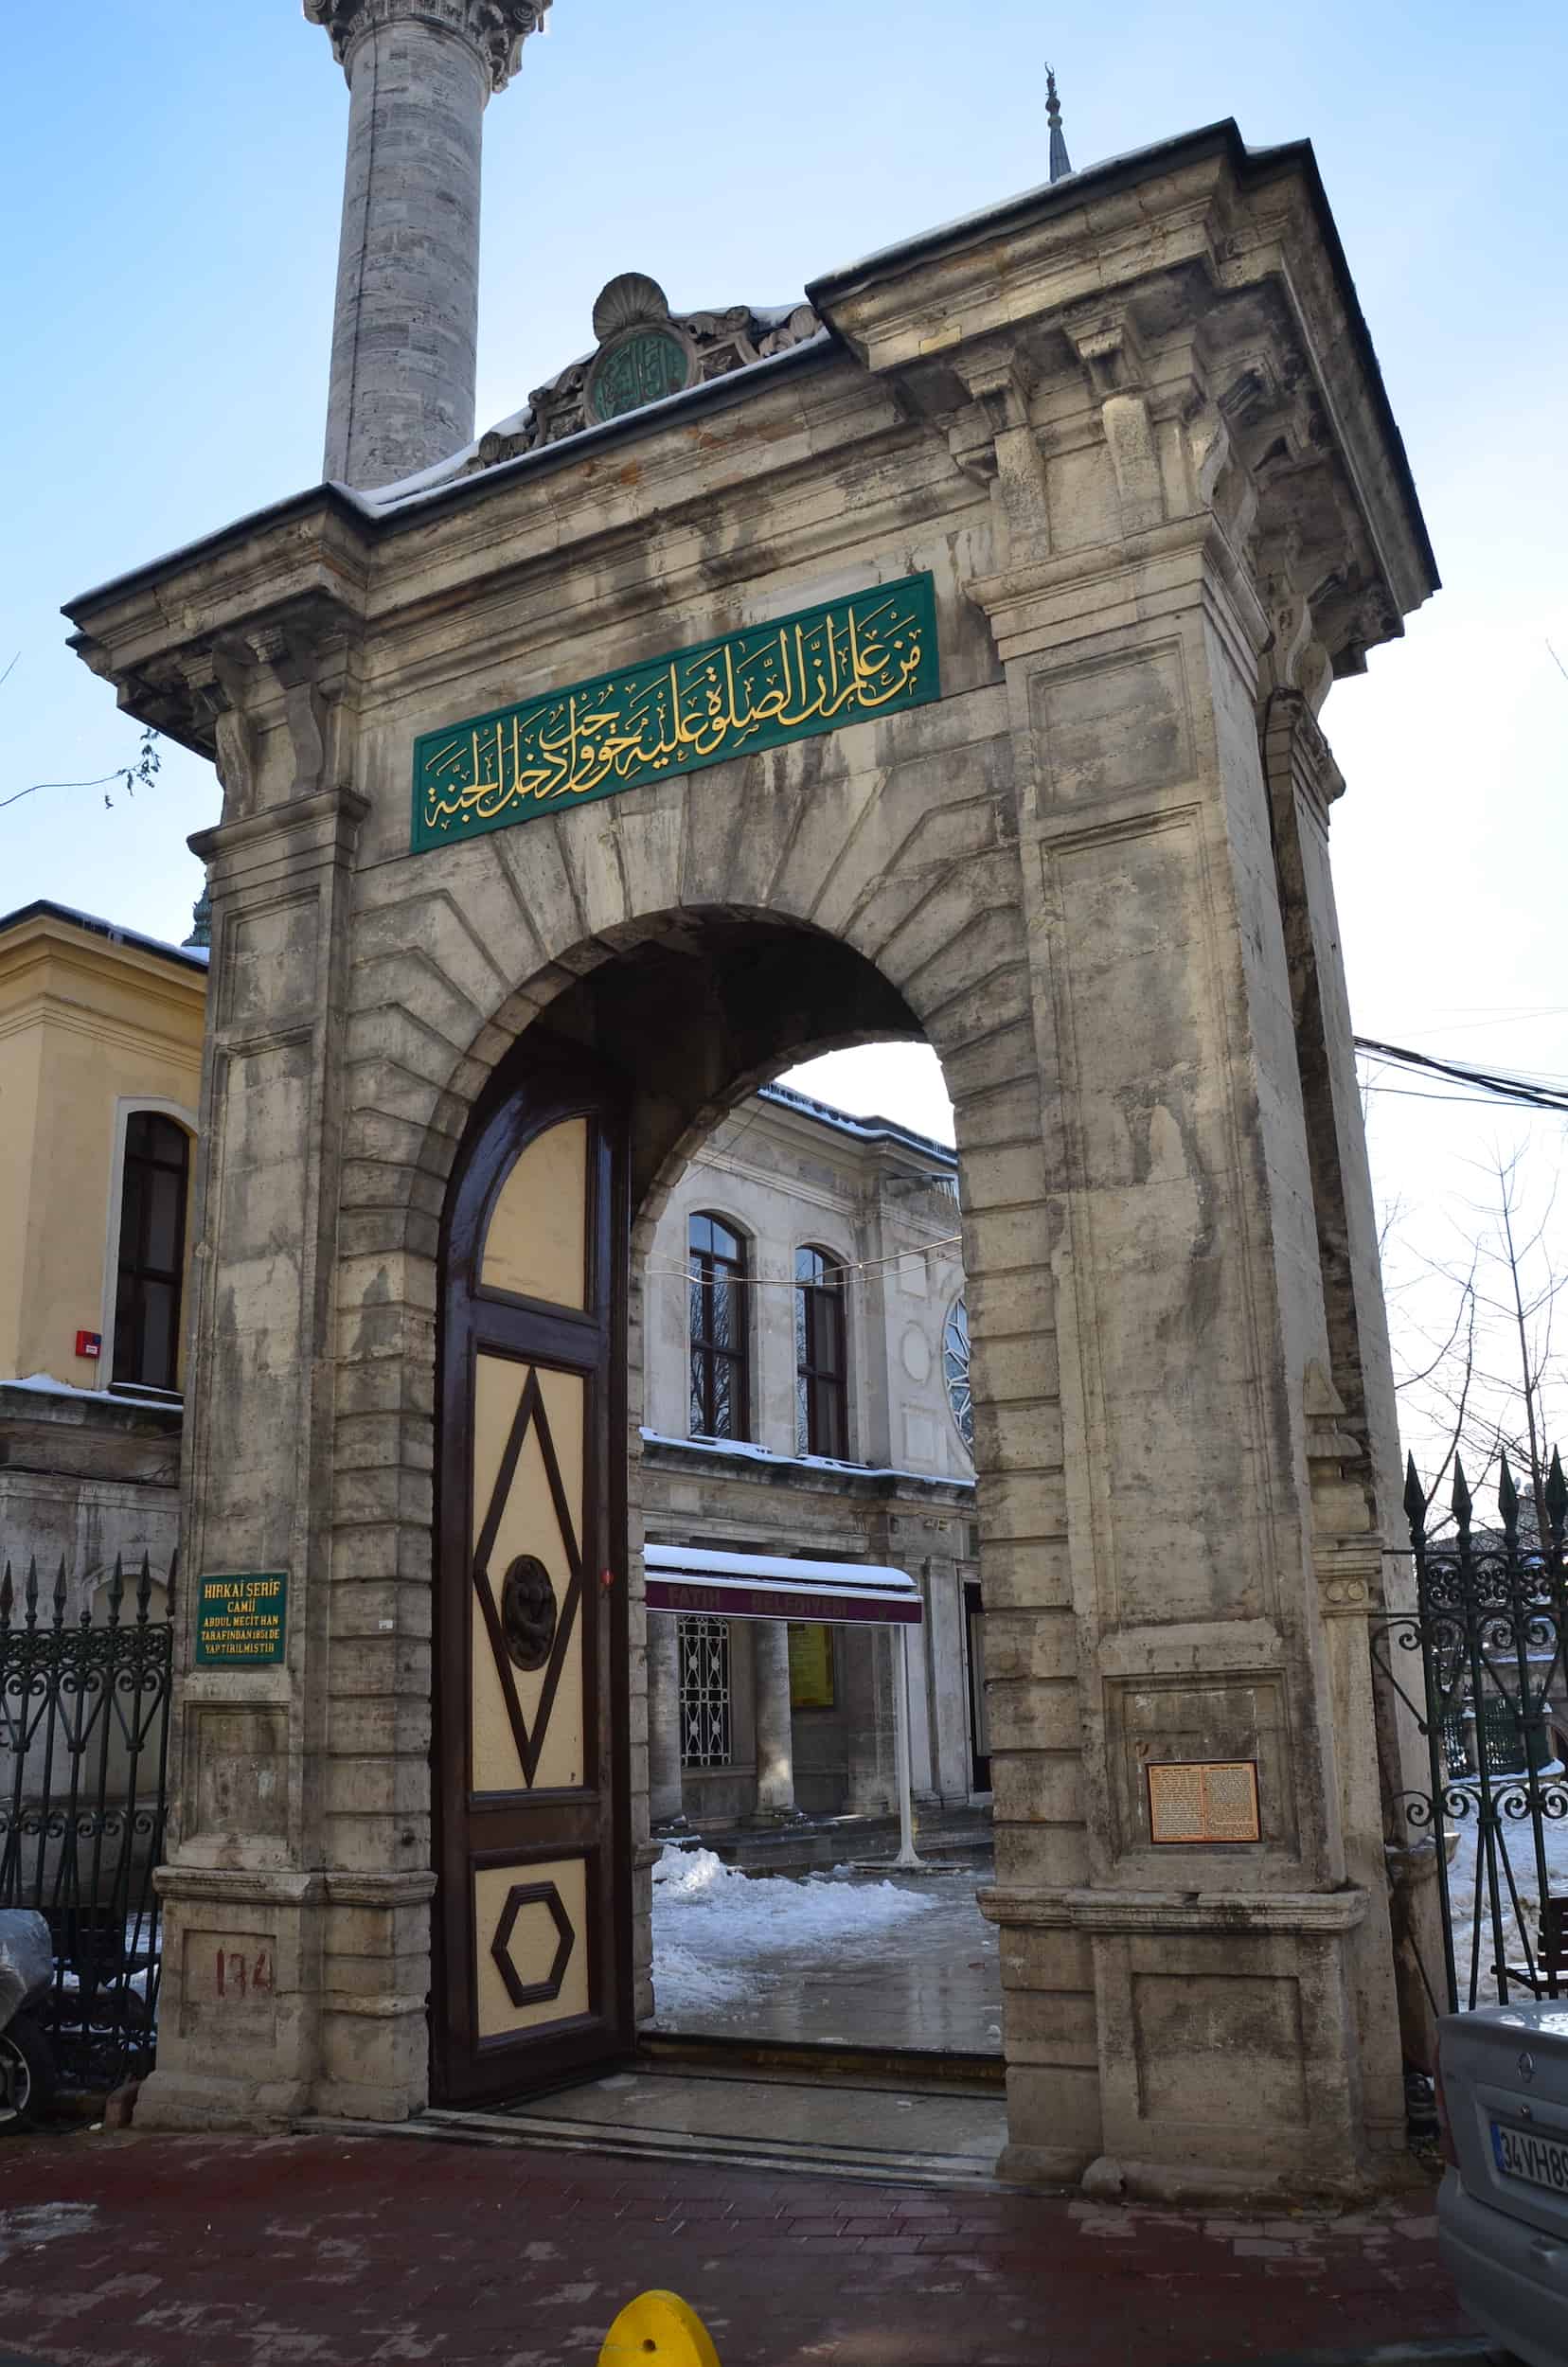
[
  {"x1": 678, "y1": 1614, "x2": 731, "y2": 1767},
  {"x1": 688, "y1": 1213, "x2": 749, "y2": 1441},
  {"x1": 794, "y1": 1244, "x2": 848, "y2": 1459}
]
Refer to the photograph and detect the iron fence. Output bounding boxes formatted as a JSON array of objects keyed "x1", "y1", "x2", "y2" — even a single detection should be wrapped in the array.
[
  {"x1": 1375, "y1": 1454, "x2": 1568, "y2": 2013},
  {"x1": 0, "y1": 1553, "x2": 172, "y2": 2086}
]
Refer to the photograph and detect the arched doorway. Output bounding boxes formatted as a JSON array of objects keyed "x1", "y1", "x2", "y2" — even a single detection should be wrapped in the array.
[
  {"x1": 431, "y1": 916, "x2": 943, "y2": 2105},
  {"x1": 90, "y1": 126, "x2": 1434, "y2": 2178}
]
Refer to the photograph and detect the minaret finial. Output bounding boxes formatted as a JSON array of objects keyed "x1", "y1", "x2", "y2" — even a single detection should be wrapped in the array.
[{"x1": 1046, "y1": 64, "x2": 1073, "y2": 184}]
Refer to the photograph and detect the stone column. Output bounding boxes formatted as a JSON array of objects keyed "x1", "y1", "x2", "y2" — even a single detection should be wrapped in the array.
[
  {"x1": 843, "y1": 1627, "x2": 897, "y2": 1814},
  {"x1": 648, "y1": 1612, "x2": 685, "y2": 1828},
  {"x1": 306, "y1": 0, "x2": 549, "y2": 489},
  {"x1": 751, "y1": 1621, "x2": 797, "y2": 1820}
]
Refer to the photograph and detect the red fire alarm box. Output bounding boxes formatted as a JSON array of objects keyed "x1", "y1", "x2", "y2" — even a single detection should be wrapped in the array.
[{"x1": 75, "y1": 1330, "x2": 101, "y2": 1361}]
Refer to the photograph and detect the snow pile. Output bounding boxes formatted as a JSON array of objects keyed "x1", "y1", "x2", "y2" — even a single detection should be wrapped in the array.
[
  {"x1": 1444, "y1": 1784, "x2": 1568, "y2": 2007},
  {"x1": 650, "y1": 1844, "x2": 939, "y2": 2021}
]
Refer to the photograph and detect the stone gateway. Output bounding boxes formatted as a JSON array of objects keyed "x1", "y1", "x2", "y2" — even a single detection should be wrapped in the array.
[{"x1": 64, "y1": 0, "x2": 1439, "y2": 2196}]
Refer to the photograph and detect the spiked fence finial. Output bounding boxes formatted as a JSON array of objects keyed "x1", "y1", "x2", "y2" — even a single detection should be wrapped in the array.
[
  {"x1": 1547, "y1": 1446, "x2": 1567, "y2": 1547},
  {"x1": 1452, "y1": 1457, "x2": 1473, "y2": 1535},
  {"x1": 1403, "y1": 1451, "x2": 1427, "y2": 1542},
  {"x1": 1498, "y1": 1452, "x2": 1520, "y2": 1541}
]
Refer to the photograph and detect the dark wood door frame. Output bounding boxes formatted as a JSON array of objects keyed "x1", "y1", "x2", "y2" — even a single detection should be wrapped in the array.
[
  {"x1": 431, "y1": 1041, "x2": 632, "y2": 2108},
  {"x1": 964, "y1": 1579, "x2": 990, "y2": 1795}
]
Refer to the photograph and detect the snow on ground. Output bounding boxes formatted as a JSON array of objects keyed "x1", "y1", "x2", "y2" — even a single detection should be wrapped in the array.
[
  {"x1": 1442, "y1": 1772, "x2": 1568, "y2": 2006},
  {"x1": 650, "y1": 1843, "x2": 940, "y2": 2020}
]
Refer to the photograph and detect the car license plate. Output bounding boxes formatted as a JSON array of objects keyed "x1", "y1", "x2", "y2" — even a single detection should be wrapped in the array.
[{"x1": 1491, "y1": 2118, "x2": 1568, "y2": 2197}]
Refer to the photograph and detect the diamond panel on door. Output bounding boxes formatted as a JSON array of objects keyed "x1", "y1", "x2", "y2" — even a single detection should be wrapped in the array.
[{"x1": 471, "y1": 1360, "x2": 586, "y2": 1792}]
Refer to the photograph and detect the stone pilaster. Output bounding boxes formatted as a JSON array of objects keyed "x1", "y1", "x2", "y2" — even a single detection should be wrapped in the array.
[
  {"x1": 751, "y1": 1621, "x2": 797, "y2": 1821},
  {"x1": 843, "y1": 1628, "x2": 898, "y2": 1814},
  {"x1": 307, "y1": 0, "x2": 551, "y2": 488},
  {"x1": 1262, "y1": 682, "x2": 1441, "y2": 2090},
  {"x1": 648, "y1": 1612, "x2": 685, "y2": 1827},
  {"x1": 953, "y1": 347, "x2": 1375, "y2": 2192},
  {"x1": 137, "y1": 607, "x2": 375, "y2": 2128}
]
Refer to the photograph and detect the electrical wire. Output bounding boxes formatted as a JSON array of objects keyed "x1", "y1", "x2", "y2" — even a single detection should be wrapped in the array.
[{"x1": 1355, "y1": 1037, "x2": 1568, "y2": 1116}]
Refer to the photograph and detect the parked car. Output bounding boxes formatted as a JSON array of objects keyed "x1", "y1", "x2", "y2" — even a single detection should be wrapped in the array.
[
  {"x1": 0, "y1": 1910, "x2": 57, "y2": 2130},
  {"x1": 1437, "y1": 2001, "x2": 1568, "y2": 2367}
]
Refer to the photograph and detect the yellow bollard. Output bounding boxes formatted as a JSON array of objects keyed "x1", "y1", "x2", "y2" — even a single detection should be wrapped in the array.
[{"x1": 597, "y1": 2289, "x2": 721, "y2": 2367}]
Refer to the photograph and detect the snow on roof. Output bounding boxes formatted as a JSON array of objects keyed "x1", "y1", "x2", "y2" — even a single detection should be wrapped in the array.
[
  {"x1": 755, "y1": 1082, "x2": 956, "y2": 1169},
  {"x1": 0, "y1": 899, "x2": 208, "y2": 976},
  {"x1": 353, "y1": 319, "x2": 832, "y2": 517},
  {"x1": 639, "y1": 1429, "x2": 973, "y2": 1492}
]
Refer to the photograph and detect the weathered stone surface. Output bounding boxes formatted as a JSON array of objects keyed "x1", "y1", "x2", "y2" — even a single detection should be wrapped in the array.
[
  {"x1": 310, "y1": 2, "x2": 551, "y2": 487},
  {"x1": 68, "y1": 118, "x2": 1436, "y2": 2190}
]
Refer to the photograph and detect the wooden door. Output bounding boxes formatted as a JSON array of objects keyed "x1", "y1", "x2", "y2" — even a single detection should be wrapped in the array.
[
  {"x1": 432, "y1": 1053, "x2": 630, "y2": 2106},
  {"x1": 964, "y1": 1581, "x2": 991, "y2": 1794}
]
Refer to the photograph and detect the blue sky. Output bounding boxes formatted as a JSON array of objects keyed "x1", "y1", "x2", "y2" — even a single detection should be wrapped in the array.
[{"x1": 5, "y1": 1, "x2": 1566, "y2": 1471}]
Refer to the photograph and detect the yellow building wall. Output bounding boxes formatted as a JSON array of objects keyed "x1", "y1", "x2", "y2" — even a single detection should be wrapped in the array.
[
  {"x1": 0, "y1": 917, "x2": 205, "y2": 1390},
  {"x1": 0, "y1": 1021, "x2": 45, "y2": 1385}
]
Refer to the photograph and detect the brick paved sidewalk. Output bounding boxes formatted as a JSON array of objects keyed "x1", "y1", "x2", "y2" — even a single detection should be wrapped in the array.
[{"x1": 0, "y1": 2131, "x2": 1472, "y2": 2367}]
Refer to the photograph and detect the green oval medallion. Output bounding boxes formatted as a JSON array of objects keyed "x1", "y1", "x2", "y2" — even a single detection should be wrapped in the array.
[{"x1": 589, "y1": 330, "x2": 692, "y2": 424}]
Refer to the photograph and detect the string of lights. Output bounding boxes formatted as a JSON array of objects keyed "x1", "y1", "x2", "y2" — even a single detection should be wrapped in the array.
[{"x1": 649, "y1": 1232, "x2": 964, "y2": 1293}]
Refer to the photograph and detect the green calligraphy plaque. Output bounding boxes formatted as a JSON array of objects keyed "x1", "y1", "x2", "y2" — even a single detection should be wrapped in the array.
[
  {"x1": 411, "y1": 572, "x2": 940, "y2": 854},
  {"x1": 194, "y1": 1572, "x2": 289, "y2": 1668}
]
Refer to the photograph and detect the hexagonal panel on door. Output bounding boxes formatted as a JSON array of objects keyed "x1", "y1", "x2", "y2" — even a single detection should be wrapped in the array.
[{"x1": 490, "y1": 1879, "x2": 576, "y2": 2009}]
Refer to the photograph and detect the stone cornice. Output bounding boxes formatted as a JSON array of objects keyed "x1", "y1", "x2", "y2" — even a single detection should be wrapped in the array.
[
  {"x1": 154, "y1": 1865, "x2": 327, "y2": 1907},
  {"x1": 190, "y1": 781, "x2": 371, "y2": 875},
  {"x1": 639, "y1": 1434, "x2": 975, "y2": 1508},
  {"x1": 63, "y1": 128, "x2": 1437, "y2": 747},
  {"x1": 976, "y1": 1884, "x2": 1368, "y2": 1935},
  {"x1": 814, "y1": 133, "x2": 1434, "y2": 667},
  {"x1": 303, "y1": 0, "x2": 550, "y2": 92},
  {"x1": 323, "y1": 1869, "x2": 437, "y2": 1907}
]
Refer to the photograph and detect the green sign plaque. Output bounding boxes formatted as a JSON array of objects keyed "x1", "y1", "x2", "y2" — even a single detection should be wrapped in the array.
[
  {"x1": 411, "y1": 572, "x2": 940, "y2": 854},
  {"x1": 194, "y1": 1572, "x2": 288, "y2": 1667}
]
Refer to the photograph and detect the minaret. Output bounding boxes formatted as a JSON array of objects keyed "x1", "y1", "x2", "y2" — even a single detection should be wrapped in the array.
[
  {"x1": 305, "y1": 0, "x2": 552, "y2": 489},
  {"x1": 1046, "y1": 65, "x2": 1073, "y2": 183}
]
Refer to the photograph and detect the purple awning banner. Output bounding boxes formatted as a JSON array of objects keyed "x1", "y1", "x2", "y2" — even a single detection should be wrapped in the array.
[{"x1": 642, "y1": 1543, "x2": 922, "y2": 1627}]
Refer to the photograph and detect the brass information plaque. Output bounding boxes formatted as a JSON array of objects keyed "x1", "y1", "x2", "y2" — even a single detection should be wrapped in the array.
[
  {"x1": 1147, "y1": 1758, "x2": 1261, "y2": 1845},
  {"x1": 194, "y1": 1572, "x2": 288, "y2": 1667}
]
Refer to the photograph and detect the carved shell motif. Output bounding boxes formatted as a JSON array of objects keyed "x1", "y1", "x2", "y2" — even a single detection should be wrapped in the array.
[{"x1": 591, "y1": 274, "x2": 671, "y2": 341}]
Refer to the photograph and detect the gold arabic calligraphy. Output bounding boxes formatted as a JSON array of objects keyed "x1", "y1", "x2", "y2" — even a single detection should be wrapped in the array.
[{"x1": 414, "y1": 577, "x2": 937, "y2": 848}]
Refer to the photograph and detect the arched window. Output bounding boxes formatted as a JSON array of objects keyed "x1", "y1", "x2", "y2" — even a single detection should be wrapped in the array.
[
  {"x1": 112, "y1": 1112, "x2": 190, "y2": 1395},
  {"x1": 794, "y1": 1244, "x2": 848, "y2": 1460},
  {"x1": 688, "y1": 1213, "x2": 749, "y2": 1441},
  {"x1": 943, "y1": 1293, "x2": 973, "y2": 1455}
]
